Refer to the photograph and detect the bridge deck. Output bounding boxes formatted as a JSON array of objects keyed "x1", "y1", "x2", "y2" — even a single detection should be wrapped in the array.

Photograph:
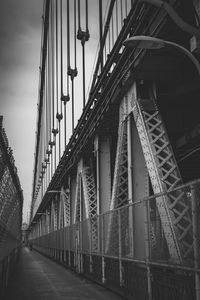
[{"x1": 4, "y1": 247, "x2": 124, "y2": 300}]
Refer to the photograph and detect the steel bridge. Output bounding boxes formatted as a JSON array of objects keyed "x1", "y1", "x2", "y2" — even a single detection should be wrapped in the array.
[
  {"x1": 28, "y1": 0, "x2": 200, "y2": 299},
  {"x1": 0, "y1": 116, "x2": 23, "y2": 296}
]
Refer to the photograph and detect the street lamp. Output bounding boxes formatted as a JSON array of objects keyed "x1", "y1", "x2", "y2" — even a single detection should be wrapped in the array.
[
  {"x1": 123, "y1": 35, "x2": 200, "y2": 76},
  {"x1": 124, "y1": 35, "x2": 200, "y2": 300}
]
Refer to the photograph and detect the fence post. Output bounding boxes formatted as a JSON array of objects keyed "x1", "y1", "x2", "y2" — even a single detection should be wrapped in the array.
[
  {"x1": 79, "y1": 221, "x2": 83, "y2": 273},
  {"x1": 89, "y1": 219, "x2": 93, "y2": 273},
  {"x1": 68, "y1": 227, "x2": 71, "y2": 267},
  {"x1": 118, "y1": 209, "x2": 124, "y2": 287},
  {"x1": 101, "y1": 214, "x2": 106, "y2": 284},
  {"x1": 144, "y1": 199, "x2": 152, "y2": 300},
  {"x1": 191, "y1": 184, "x2": 200, "y2": 300}
]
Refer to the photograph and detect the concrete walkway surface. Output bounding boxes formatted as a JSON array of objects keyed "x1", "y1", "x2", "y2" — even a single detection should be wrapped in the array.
[{"x1": 4, "y1": 247, "x2": 124, "y2": 300}]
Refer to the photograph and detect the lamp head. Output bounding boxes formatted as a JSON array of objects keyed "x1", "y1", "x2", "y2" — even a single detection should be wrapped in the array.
[{"x1": 123, "y1": 36, "x2": 165, "y2": 50}]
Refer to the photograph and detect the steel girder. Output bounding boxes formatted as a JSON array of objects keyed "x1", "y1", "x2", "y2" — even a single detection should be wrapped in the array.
[
  {"x1": 74, "y1": 159, "x2": 98, "y2": 251},
  {"x1": 130, "y1": 81, "x2": 193, "y2": 264}
]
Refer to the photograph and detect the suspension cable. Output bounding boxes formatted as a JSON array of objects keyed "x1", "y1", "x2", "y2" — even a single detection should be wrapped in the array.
[
  {"x1": 120, "y1": 0, "x2": 123, "y2": 27},
  {"x1": 99, "y1": 0, "x2": 103, "y2": 71},
  {"x1": 78, "y1": 0, "x2": 81, "y2": 30},
  {"x1": 60, "y1": 0, "x2": 63, "y2": 112},
  {"x1": 77, "y1": 0, "x2": 90, "y2": 107},
  {"x1": 74, "y1": 0, "x2": 76, "y2": 69},
  {"x1": 111, "y1": 14, "x2": 114, "y2": 47},
  {"x1": 67, "y1": 0, "x2": 70, "y2": 71},
  {"x1": 51, "y1": 0, "x2": 55, "y2": 131},
  {"x1": 116, "y1": 0, "x2": 119, "y2": 37},
  {"x1": 55, "y1": 0, "x2": 59, "y2": 116},
  {"x1": 86, "y1": 0, "x2": 89, "y2": 32},
  {"x1": 125, "y1": 0, "x2": 128, "y2": 16}
]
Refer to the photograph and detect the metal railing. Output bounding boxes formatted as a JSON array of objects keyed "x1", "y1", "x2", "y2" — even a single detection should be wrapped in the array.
[{"x1": 31, "y1": 178, "x2": 200, "y2": 300}]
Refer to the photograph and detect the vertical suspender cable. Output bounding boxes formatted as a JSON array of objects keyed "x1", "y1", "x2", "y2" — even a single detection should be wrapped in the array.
[
  {"x1": 60, "y1": 0, "x2": 63, "y2": 113},
  {"x1": 55, "y1": 0, "x2": 59, "y2": 115},
  {"x1": 46, "y1": 50, "x2": 48, "y2": 164},
  {"x1": 48, "y1": 12, "x2": 53, "y2": 180},
  {"x1": 51, "y1": 0, "x2": 56, "y2": 173},
  {"x1": 67, "y1": 0, "x2": 70, "y2": 72},
  {"x1": 67, "y1": 0, "x2": 75, "y2": 132},
  {"x1": 120, "y1": 0, "x2": 123, "y2": 27},
  {"x1": 48, "y1": 27, "x2": 52, "y2": 181},
  {"x1": 57, "y1": 0, "x2": 62, "y2": 160},
  {"x1": 45, "y1": 63, "x2": 48, "y2": 191},
  {"x1": 47, "y1": 47, "x2": 50, "y2": 184},
  {"x1": 55, "y1": 0, "x2": 59, "y2": 165},
  {"x1": 86, "y1": 0, "x2": 89, "y2": 32},
  {"x1": 78, "y1": 0, "x2": 81, "y2": 30},
  {"x1": 99, "y1": 0, "x2": 103, "y2": 71},
  {"x1": 82, "y1": 45, "x2": 86, "y2": 107},
  {"x1": 51, "y1": 0, "x2": 55, "y2": 132},
  {"x1": 104, "y1": 34, "x2": 107, "y2": 63},
  {"x1": 64, "y1": 5, "x2": 70, "y2": 147},
  {"x1": 116, "y1": 0, "x2": 119, "y2": 38},
  {"x1": 77, "y1": 0, "x2": 89, "y2": 108},
  {"x1": 111, "y1": 14, "x2": 114, "y2": 47},
  {"x1": 109, "y1": 24, "x2": 111, "y2": 52},
  {"x1": 71, "y1": 0, "x2": 77, "y2": 130},
  {"x1": 60, "y1": 0, "x2": 66, "y2": 151},
  {"x1": 74, "y1": 0, "x2": 77, "y2": 69},
  {"x1": 82, "y1": 1, "x2": 86, "y2": 107}
]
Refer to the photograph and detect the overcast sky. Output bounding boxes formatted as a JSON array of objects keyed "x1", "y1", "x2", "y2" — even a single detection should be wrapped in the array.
[{"x1": 0, "y1": 0, "x2": 43, "y2": 223}]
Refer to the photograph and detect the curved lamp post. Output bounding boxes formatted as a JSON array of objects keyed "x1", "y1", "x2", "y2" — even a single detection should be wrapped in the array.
[
  {"x1": 123, "y1": 35, "x2": 200, "y2": 76},
  {"x1": 124, "y1": 35, "x2": 200, "y2": 300}
]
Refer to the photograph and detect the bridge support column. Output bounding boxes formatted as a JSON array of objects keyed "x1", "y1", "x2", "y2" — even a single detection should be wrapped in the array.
[{"x1": 94, "y1": 135, "x2": 111, "y2": 215}]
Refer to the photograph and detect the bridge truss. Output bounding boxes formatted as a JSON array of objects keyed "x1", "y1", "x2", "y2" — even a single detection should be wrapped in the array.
[{"x1": 29, "y1": 0, "x2": 200, "y2": 299}]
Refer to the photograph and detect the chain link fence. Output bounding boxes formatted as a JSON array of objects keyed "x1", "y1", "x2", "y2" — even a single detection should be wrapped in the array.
[{"x1": 31, "y1": 179, "x2": 200, "y2": 300}]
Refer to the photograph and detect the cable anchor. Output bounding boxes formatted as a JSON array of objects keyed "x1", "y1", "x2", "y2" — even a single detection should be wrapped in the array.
[
  {"x1": 52, "y1": 128, "x2": 58, "y2": 136},
  {"x1": 77, "y1": 28, "x2": 90, "y2": 46},
  {"x1": 61, "y1": 94, "x2": 70, "y2": 104},
  {"x1": 68, "y1": 67, "x2": 78, "y2": 80},
  {"x1": 49, "y1": 140, "x2": 55, "y2": 147},
  {"x1": 56, "y1": 113, "x2": 63, "y2": 122}
]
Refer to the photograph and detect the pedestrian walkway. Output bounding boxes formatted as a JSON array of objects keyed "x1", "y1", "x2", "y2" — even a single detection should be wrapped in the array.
[{"x1": 4, "y1": 247, "x2": 124, "y2": 300}]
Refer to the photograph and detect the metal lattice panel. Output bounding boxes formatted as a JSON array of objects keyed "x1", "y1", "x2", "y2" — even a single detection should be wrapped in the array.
[
  {"x1": 64, "y1": 188, "x2": 71, "y2": 226},
  {"x1": 132, "y1": 94, "x2": 193, "y2": 263},
  {"x1": 82, "y1": 165, "x2": 98, "y2": 251},
  {"x1": 82, "y1": 166, "x2": 97, "y2": 218}
]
